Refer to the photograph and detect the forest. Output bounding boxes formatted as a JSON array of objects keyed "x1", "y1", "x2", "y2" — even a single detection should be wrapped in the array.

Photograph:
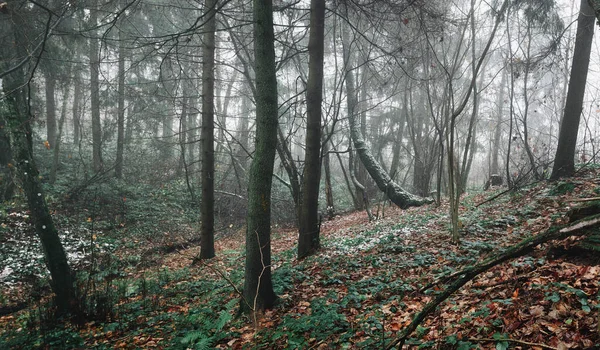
[{"x1": 1, "y1": 0, "x2": 600, "y2": 348}]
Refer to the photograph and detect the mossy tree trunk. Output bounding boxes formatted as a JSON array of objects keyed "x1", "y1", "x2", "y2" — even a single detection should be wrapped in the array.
[
  {"x1": 241, "y1": 0, "x2": 278, "y2": 312},
  {"x1": 2, "y1": 3, "x2": 74, "y2": 315}
]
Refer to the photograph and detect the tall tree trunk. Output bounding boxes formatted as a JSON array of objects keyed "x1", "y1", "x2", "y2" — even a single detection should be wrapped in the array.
[
  {"x1": 2, "y1": 4, "x2": 74, "y2": 314},
  {"x1": 115, "y1": 30, "x2": 126, "y2": 179},
  {"x1": 50, "y1": 83, "x2": 70, "y2": 184},
  {"x1": 242, "y1": 0, "x2": 278, "y2": 313},
  {"x1": 389, "y1": 92, "x2": 407, "y2": 180},
  {"x1": 200, "y1": 0, "x2": 217, "y2": 260},
  {"x1": 162, "y1": 115, "x2": 173, "y2": 160},
  {"x1": 276, "y1": 126, "x2": 301, "y2": 220},
  {"x1": 297, "y1": 0, "x2": 325, "y2": 259},
  {"x1": 551, "y1": 0, "x2": 595, "y2": 179},
  {"x1": 45, "y1": 71, "x2": 57, "y2": 149},
  {"x1": 323, "y1": 139, "x2": 335, "y2": 219},
  {"x1": 72, "y1": 74, "x2": 82, "y2": 146},
  {"x1": 490, "y1": 68, "x2": 506, "y2": 176},
  {"x1": 89, "y1": 0, "x2": 103, "y2": 173},
  {"x1": 187, "y1": 94, "x2": 197, "y2": 174},
  {"x1": 0, "y1": 116, "x2": 15, "y2": 201},
  {"x1": 178, "y1": 96, "x2": 188, "y2": 176}
]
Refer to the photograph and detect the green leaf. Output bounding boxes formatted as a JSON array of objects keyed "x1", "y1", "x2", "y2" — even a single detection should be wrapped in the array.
[
  {"x1": 457, "y1": 341, "x2": 473, "y2": 350},
  {"x1": 582, "y1": 305, "x2": 591, "y2": 313},
  {"x1": 546, "y1": 292, "x2": 560, "y2": 303},
  {"x1": 496, "y1": 341, "x2": 509, "y2": 350},
  {"x1": 446, "y1": 335, "x2": 458, "y2": 345}
]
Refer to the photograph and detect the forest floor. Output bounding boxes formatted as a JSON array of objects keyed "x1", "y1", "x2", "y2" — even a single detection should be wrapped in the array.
[{"x1": 1, "y1": 171, "x2": 600, "y2": 349}]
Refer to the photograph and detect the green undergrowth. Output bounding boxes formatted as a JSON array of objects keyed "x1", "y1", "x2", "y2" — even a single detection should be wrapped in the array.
[{"x1": 3, "y1": 173, "x2": 600, "y2": 348}]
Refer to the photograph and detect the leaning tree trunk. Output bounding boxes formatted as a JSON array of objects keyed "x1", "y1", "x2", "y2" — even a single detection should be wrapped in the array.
[
  {"x1": 341, "y1": 16, "x2": 430, "y2": 209},
  {"x1": 2, "y1": 3, "x2": 74, "y2": 315}
]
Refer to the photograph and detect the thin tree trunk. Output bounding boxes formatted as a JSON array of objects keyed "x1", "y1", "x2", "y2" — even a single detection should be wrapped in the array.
[
  {"x1": 115, "y1": 30, "x2": 126, "y2": 179},
  {"x1": 72, "y1": 74, "x2": 82, "y2": 146},
  {"x1": 490, "y1": 68, "x2": 506, "y2": 177},
  {"x1": 178, "y1": 96, "x2": 188, "y2": 176},
  {"x1": 89, "y1": 0, "x2": 103, "y2": 172},
  {"x1": 276, "y1": 126, "x2": 301, "y2": 220},
  {"x1": 323, "y1": 139, "x2": 335, "y2": 219},
  {"x1": 0, "y1": 116, "x2": 15, "y2": 201},
  {"x1": 45, "y1": 71, "x2": 57, "y2": 149},
  {"x1": 50, "y1": 83, "x2": 70, "y2": 184}
]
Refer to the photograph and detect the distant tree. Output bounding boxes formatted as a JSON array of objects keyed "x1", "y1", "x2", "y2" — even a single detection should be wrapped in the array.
[
  {"x1": 551, "y1": 0, "x2": 595, "y2": 179},
  {"x1": 115, "y1": 28, "x2": 126, "y2": 179},
  {"x1": 89, "y1": 0, "x2": 103, "y2": 172},
  {"x1": 0, "y1": 114, "x2": 15, "y2": 201},
  {"x1": 297, "y1": 0, "x2": 326, "y2": 259},
  {"x1": 200, "y1": 0, "x2": 217, "y2": 260},
  {"x1": 242, "y1": 0, "x2": 278, "y2": 312},
  {"x1": 44, "y1": 70, "x2": 57, "y2": 149}
]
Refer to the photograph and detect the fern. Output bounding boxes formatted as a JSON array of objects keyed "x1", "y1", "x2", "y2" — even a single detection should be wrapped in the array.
[
  {"x1": 192, "y1": 337, "x2": 212, "y2": 350},
  {"x1": 181, "y1": 330, "x2": 204, "y2": 345},
  {"x1": 215, "y1": 309, "x2": 233, "y2": 331}
]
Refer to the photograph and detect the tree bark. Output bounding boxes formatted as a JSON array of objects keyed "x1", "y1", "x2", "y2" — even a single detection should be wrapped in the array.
[
  {"x1": 115, "y1": 30, "x2": 126, "y2": 179},
  {"x1": 200, "y1": 0, "x2": 217, "y2": 260},
  {"x1": 0, "y1": 116, "x2": 15, "y2": 201},
  {"x1": 323, "y1": 139, "x2": 335, "y2": 219},
  {"x1": 89, "y1": 0, "x2": 103, "y2": 173},
  {"x1": 341, "y1": 16, "x2": 430, "y2": 209},
  {"x1": 2, "y1": 4, "x2": 74, "y2": 314},
  {"x1": 72, "y1": 73, "x2": 82, "y2": 146},
  {"x1": 551, "y1": 0, "x2": 595, "y2": 179},
  {"x1": 298, "y1": 0, "x2": 325, "y2": 259},
  {"x1": 242, "y1": 0, "x2": 278, "y2": 312},
  {"x1": 50, "y1": 83, "x2": 70, "y2": 184},
  {"x1": 44, "y1": 70, "x2": 57, "y2": 149},
  {"x1": 490, "y1": 68, "x2": 506, "y2": 176}
]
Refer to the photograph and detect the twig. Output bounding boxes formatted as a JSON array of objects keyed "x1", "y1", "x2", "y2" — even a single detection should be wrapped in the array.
[
  {"x1": 468, "y1": 337, "x2": 558, "y2": 350},
  {"x1": 569, "y1": 197, "x2": 600, "y2": 203}
]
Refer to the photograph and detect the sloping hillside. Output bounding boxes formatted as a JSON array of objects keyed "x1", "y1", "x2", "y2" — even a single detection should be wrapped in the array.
[{"x1": 1, "y1": 171, "x2": 600, "y2": 349}]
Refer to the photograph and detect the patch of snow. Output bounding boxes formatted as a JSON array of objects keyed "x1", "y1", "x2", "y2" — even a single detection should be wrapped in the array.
[{"x1": 0, "y1": 266, "x2": 13, "y2": 281}]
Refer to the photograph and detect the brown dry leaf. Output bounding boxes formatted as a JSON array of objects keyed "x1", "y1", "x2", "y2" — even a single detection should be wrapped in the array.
[{"x1": 529, "y1": 305, "x2": 545, "y2": 317}]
